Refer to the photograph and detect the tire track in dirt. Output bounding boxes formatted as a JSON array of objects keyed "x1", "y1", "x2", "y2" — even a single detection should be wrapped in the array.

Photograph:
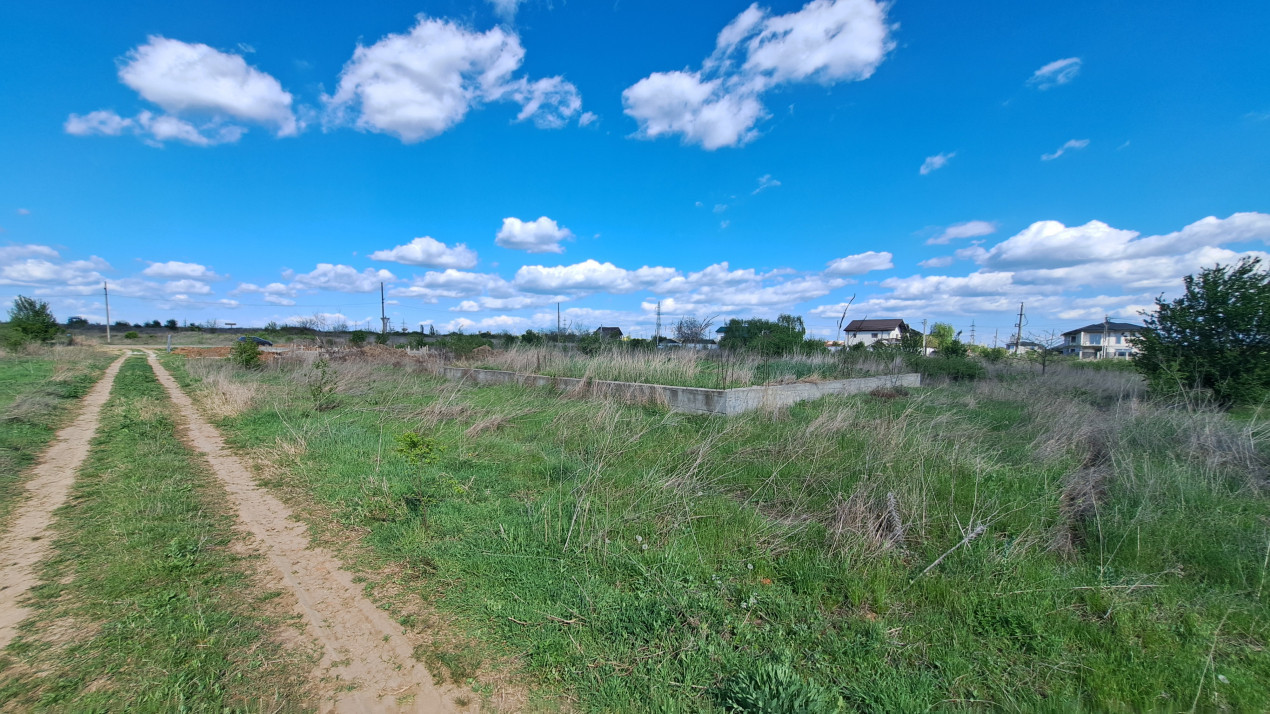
[
  {"x1": 0, "y1": 353, "x2": 128, "y2": 650},
  {"x1": 145, "y1": 352, "x2": 457, "y2": 713}
]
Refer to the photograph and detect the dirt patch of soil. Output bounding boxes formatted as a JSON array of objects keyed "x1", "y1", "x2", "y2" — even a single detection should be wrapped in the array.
[
  {"x1": 0, "y1": 355, "x2": 127, "y2": 649},
  {"x1": 173, "y1": 346, "x2": 233, "y2": 358},
  {"x1": 146, "y1": 352, "x2": 462, "y2": 713}
]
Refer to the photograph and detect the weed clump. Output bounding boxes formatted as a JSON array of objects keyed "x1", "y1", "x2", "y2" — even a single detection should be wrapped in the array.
[
  {"x1": 714, "y1": 661, "x2": 841, "y2": 713},
  {"x1": 229, "y1": 339, "x2": 261, "y2": 368},
  {"x1": 307, "y1": 357, "x2": 338, "y2": 411}
]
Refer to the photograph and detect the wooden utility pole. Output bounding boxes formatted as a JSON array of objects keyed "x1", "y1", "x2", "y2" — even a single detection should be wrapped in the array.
[
  {"x1": 1013, "y1": 303, "x2": 1026, "y2": 355},
  {"x1": 921, "y1": 319, "x2": 928, "y2": 354},
  {"x1": 103, "y1": 281, "x2": 111, "y2": 344}
]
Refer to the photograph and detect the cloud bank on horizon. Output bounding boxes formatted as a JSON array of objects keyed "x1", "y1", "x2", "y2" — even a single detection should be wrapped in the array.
[{"x1": 6, "y1": 213, "x2": 1268, "y2": 336}]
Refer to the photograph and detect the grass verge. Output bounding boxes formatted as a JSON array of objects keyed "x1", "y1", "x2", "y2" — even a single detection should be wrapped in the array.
[
  {"x1": 0, "y1": 355, "x2": 311, "y2": 712},
  {"x1": 169, "y1": 352, "x2": 1270, "y2": 711},
  {"x1": 0, "y1": 347, "x2": 114, "y2": 522}
]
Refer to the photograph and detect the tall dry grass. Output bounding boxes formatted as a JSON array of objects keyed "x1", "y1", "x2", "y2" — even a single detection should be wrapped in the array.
[
  {"x1": 184, "y1": 358, "x2": 258, "y2": 418},
  {"x1": 474, "y1": 345, "x2": 902, "y2": 388}
]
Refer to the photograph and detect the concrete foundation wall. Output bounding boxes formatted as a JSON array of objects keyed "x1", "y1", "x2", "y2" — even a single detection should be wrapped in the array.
[{"x1": 438, "y1": 366, "x2": 919, "y2": 415}]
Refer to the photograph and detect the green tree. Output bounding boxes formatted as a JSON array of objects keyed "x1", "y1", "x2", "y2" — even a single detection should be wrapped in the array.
[
  {"x1": 1134, "y1": 257, "x2": 1270, "y2": 404},
  {"x1": 164, "y1": 318, "x2": 179, "y2": 330},
  {"x1": 348, "y1": 330, "x2": 368, "y2": 347},
  {"x1": 928, "y1": 322, "x2": 955, "y2": 351},
  {"x1": 898, "y1": 329, "x2": 925, "y2": 355},
  {"x1": 4, "y1": 295, "x2": 60, "y2": 347},
  {"x1": 719, "y1": 314, "x2": 809, "y2": 355}
]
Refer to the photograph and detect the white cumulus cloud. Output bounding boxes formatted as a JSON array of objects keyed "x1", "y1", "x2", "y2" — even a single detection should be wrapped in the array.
[
  {"x1": 496, "y1": 216, "x2": 574, "y2": 254},
  {"x1": 369, "y1": 236, "x2": 478, "y2": 268},
  {"x1": 825, "y1": 250, "x2": 893, "y2": 275},
  {"x1": 926, "y1": 220, "x2": 997, "y2": 245},
  {"x1": 323, "y1": 16, "x2": 583, "y2": 143},
  {"x1": 288, "y1": 264, "x2": 396, "y2": 293},
  {"x1": 66, "y1": 36, "x2": 298, "y2": 146},
  {"x1": 141, "y1": 260, "x2": 223, "y2": 280},
  {"x1": 622, "y1": 0, "x2": 893, "y2": 149},
  {"x1": 514, "y1": 259, "x2": 678, "y2": 294}
]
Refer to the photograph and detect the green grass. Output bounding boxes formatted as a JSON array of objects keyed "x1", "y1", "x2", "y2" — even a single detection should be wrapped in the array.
[
  {"x1": 0, "y1": 355, "x2": 310, "y2": 712},
  {"x1": 169, "y1": 353, "x2": 1270, "y2": 711},
  {"x1": 0, "y1": 347, "x2": 114, "y2": 522}
]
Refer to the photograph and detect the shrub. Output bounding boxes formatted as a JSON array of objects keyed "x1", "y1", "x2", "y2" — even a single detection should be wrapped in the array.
[
  {"x1": 123, "y1": 331, "x2": 140, "y2": 340},
  {"x1": 910, "y1": 355, "x2": 985, "y2": 381},
  {"x1": 4, "y1": 295, "x2": 60, "y2": 348},
  {"x1": 407, "y1": 333, "x2": 428, "y2": 349},
  {"x1": 577, "y1": 333, "x2": 606, "y2": 355},
  {"x1": 348, "y1": 330, "x2": 368, "y2": 347},
  {"x1": 307, "y1": 357, "x2": 338, "y2": 411},
  {"x1": 374, "y1": 332, "x2": 390, "y2": 345},
  {"x1": 437, "y1": 333, "x2": 493, "y2": 357},
  {"x1": 1134, "y1": 257, "x2": 1270, "y2": 404},
  {"x1": 229, "y1": 339, "x2": 261, "y2": 368}
]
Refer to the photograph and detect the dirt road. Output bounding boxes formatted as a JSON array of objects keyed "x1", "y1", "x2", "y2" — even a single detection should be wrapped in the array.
[
  {"x1": 145, "y1": 352, "x2": 456, "y2": 713},
  {"x1": 0, "y1": 353, "x2": 128, "y2": 650}
]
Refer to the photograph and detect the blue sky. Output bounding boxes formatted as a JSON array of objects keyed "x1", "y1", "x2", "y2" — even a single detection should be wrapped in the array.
[{"x1": 2, "y1": 0, "x2": 1268, "y2": 340}]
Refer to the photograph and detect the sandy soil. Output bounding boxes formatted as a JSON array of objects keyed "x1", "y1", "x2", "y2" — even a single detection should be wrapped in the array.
[
  {"x1": 0, "y1": 353, "x2": 128, "y2": 650},
  {"x1": 145, "y1": 352, "x2": 458, "y2": 713}
]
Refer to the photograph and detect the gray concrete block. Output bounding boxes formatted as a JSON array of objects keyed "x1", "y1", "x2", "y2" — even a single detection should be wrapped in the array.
[{"x1": 437, "y1": 366, "x2": 921, "y2": 415}]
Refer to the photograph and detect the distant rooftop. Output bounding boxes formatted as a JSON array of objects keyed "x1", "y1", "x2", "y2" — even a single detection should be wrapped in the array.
[
  {"x1": 1062, "y1": 321, "x2": 1143, "y2": 336},
  {"x1": 844, "y1": 318, "x2": 909, "y2": 332}
]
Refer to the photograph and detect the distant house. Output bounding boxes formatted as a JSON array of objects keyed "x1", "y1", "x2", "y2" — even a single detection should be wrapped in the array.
[
  {"x1": 843, "y1": 319, "x2": 911, "y2": 348},
  {"x1": 594, "y1": 326, "x2": 623, "y2": 339},
  {"x1": 1060, "y1": 321, "x2": 1144, "y2": 359},
  {"x1": 1006, "y1": 339, "x2": 1044, "y2": 353}
]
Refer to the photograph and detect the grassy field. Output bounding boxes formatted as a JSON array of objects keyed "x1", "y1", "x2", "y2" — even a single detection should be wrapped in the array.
[
  {"x1": 0, "y1": 346, "x2": 115, "y2": 522},
  {"x1": 0, "y1": 355, "x2": 310, "y2": 712},
  {"x1": 163, "y1": 350, "x2": 1269, "y2": 711},
  {"x1": 474, "y1": 345, "x2": 900, "y2": 389}
]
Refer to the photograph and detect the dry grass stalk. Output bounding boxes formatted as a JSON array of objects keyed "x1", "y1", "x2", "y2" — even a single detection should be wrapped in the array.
[
  {"x1": 3, "y1": 391, "x2": 59, "y2": 423},
  {"x1": 827, "y1": 484, "x2": 906, "y2": 557},
  {"x1": 185, "y1": 358, "x2": 257, "y2": 417}
]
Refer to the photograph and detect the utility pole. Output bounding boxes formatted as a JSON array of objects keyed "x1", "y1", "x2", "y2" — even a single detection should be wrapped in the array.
[
  {"x1": 993, "y1": 328, "x2": 999, "y2": 348},
  {"x1": 380, "y1": 282, "x2": 388, "y2": 335},
  {"x1": 1102, "y1": 314, "x2": 1110, "y2": 360},
  {"x1": 654, "y1": 301, "x2": 662, "y2": 347},
  {"x1": 557, "y1": 302, "x2": 561, "y2": 345},
  {"x1": 921, "y1": 318, "x2": 928, "y2": 354},
  {"x1": 103, "y1": 281, "x2": 111, "y2": 344},
  {"x1": 969, "y1": 320, "x2": 976, "y2": 346},
  {"x1": 1013, "y1": 302, "x2": 1026, "y2": 356}
]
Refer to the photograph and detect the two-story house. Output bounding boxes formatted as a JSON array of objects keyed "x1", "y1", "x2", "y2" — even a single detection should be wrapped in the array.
[
  {"x1": 843, "y1": 319, "x2": 912, "y2": 348},
  {"x1": 1060, "y1": 321, "x2": 1143, "y2": 359}
]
